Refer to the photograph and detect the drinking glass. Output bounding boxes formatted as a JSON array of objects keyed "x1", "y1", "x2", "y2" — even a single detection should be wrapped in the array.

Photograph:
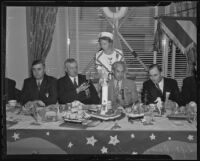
[{"x1": 144, "y1": 112, "x2": 152, "y2": 124}]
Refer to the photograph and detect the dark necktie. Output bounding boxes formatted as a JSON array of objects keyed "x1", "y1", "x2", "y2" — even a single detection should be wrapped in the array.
[
  {"x1": 74, "y1": 78, "x2": 78, "y2": 88},
  {"x1": 116, "y1": 81, "x2": 120, "y2": 93},
  {"x1": 37, "y1": 80, "x2": 41, "y2": 91}
]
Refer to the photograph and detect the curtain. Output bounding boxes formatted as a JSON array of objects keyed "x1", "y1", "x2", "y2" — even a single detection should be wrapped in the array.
[{"x1": 26, "y1": 7, "x2": 58, "y2": 75}]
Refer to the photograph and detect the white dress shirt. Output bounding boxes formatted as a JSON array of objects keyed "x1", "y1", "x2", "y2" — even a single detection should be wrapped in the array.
[
  {"x1": 69, "y1": 75, "x2": 79, "y2": 86},
  {"x1": 36, "y1": 79, "x2": 43, "y2": 86},
  {"x1": 114, "y1": 79, "x2": 122, "y2": 90},
  {"x1": 158, "y1": 78, "x2": 164, "y2": 93}
]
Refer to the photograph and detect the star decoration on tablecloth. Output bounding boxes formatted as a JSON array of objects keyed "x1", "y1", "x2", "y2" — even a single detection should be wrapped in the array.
[
  {"x1": 86, "y1": 136, "x2": 97, "y2": 146},
  {"x1": 187, "y1": 135, "x2": 194, "y2": 141},
  {"x1": 46, "y1": 132, "x2": 50, "y2": 136},
  {"x1": 149, "y1": 133, "x2": 156, "y2": 141},
  {"x1": 101, "y1": 146, "x2": 108, "y2": 154},
  {"x1": 12, "y1": 132, "x2": 20, "y2": 141},
  {"x1": 132, "y1": 151, "x2": 138, "y2": 155},
  {"x1": 108, "y1": 135, "x2": 120, "y2": 146},
  {"x1": 68, "y1": 142, "x2": 73, "y2": 148},
  {"x1": 131, "y1": 133, "x2": 135, "y2": 139},
  {"x1": 168, "y1": 137, "x2": 171, "y2": 140}
]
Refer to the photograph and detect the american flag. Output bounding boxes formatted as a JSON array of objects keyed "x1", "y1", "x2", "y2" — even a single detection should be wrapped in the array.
[{"x1": 154, "y1": 16, "x2": 196, "y2": 56}]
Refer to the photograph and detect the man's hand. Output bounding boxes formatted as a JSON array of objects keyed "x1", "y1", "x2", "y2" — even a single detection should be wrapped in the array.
[
  {"x1": 25, "y1": 101, "x2": 34, "y2": 108},
  {"x1": 117, "y1": 94, "x2": 127, "y2": 107},
  {"x1": 125, "y1": 107, "x2": 132, "y2": 113},
  {"x1": 117, "y1": 93, "x2": 123, "y2": 101},
  {"x1": 179, "y1": 106, "x2": 185, "y2": 113},
  {"x1": 76, "y1": 83, "x2": 90, "y2": 94}
]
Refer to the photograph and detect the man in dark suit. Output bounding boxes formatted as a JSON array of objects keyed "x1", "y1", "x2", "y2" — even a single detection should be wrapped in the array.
[
  {"x1": 20, "y1": 59, "x2": 57, "y2": 106},
  {"x1": 141, "y1": 64, "x2": 181, "y2": 106},
  {"x1": 58, "y1": 58, "x2": 100, "y2": 104},
  {"x1": 181, "y1": 65, "x2": 197, "y2": 105}
]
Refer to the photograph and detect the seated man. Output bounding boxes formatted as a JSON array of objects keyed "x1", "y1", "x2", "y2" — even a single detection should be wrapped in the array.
[
  {"x1": 57, "y1": 58, "x2": 100, "y2": 104},
  {"x1": 108, "y1": 61, "x2": 138, "y2": 109},
  {"x1": 20, "y1": 59, "x2": 57, "y2": 106},
  {"x1": 181, "y1": 64, "x2": 197, "y2": 105},
  {"x1": 141, "y1": 64, "x2": 181, "y2": 106}
]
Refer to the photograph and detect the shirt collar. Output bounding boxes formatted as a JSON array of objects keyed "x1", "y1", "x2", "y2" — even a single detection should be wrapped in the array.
[
  {"x1": 114, "y1": 79, "x2": 122, "y2": 88},
  {"x1": 36, "y1": 78, "x2": 43, "y2": 84},
  {"x1": 157, "y1": 77, "x2": 164, "y2": 92},
  {"x1": 158, "y1": 77, "x2": 164, "y2": 85},
  {"x1": 69, "y1": 75, "x2": 78, "y2": 82}
]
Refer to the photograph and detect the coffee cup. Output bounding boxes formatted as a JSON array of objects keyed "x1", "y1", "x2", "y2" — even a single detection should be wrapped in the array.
[
  {"x1": 107, "y1": 101, "x2": 112, "y2": 110},
  {"x1": 8, "y1": 100, "x2": 17, "y2": 107}
]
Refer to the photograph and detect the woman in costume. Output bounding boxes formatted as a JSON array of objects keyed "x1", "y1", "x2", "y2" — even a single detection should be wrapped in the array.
[{"x1": 95, "y1": 32, "x2": 124, "y2": 79}]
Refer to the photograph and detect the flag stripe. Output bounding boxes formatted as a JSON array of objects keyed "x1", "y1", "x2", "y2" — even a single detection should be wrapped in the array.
[
  {"x1": 161, "y1": 23, "x2": 186, "y2": 53},
  {"x1": 161, "y1": 18, "x2": 193, "y2": 48},
  {"x1": 177, "y1": 20, "x2": 196, "y2": 43},
  {"x1": 190, "y1": 19, "x2": 196, "y2": 27}
]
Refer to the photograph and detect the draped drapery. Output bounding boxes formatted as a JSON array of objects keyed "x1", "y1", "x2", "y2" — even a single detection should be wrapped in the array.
[{"x1": 26, "y1": 7, "x2": 58, "y2": 75}]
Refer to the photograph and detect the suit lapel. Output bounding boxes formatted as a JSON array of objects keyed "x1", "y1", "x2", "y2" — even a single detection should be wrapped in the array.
[
  {"x1": 151, "y1": 80, "x2": 163, "y2": 98},
  {"x1": 162, "y1": 78, "x2": 172, "y2": 100},
  {"x1": 78, "y1": 74, "x2": 83, "y2": 86},
  {"x1": 33, "y1": 78, "x2": 38, "y2": 90},
  {"x1": 162, "y1": 78, "x2": 166, "y2": 99},
  {"x1": 39, "y1": 75, "x2": 47, "y2": 93},
  {"x1": 33, "y1": 77, "x2": 40, "y2": 92},
  {"x1": 31, "y1": 77, "x2": 40, "y2": 99},
  {"x1": 121, "y1": 79, "x2": 126, "y2": 100}
]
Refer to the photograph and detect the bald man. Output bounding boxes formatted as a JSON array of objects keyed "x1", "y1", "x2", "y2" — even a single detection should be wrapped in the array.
[{"x1": 108, "y1": 61, "x2": 138, "y2": 109}]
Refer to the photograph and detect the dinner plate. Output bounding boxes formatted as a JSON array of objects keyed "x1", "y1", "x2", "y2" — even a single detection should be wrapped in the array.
[
  {"x1": 6, "y1": 120, "x2": 18, "y2": 127},
  {"x1": 126, "y1": 113, "x2": 144, "y2": 119},
  {"x1": 167, "y1": 114, "x2": 190, "y2": 120},
  {"x1": 63, "y1": 118, "x2": 85, "y2": 123},
  {"x1": 87, "y1": 108, "x2": 99, "y2": 113},
  {"x1": 86, "y1": 111, "x2": 122, "y2": 121}
]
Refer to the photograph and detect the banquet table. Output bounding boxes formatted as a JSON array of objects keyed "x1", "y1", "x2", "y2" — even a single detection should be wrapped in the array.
[{"x1": 6, "y1": 110, "x2": 197, "y2": 160}]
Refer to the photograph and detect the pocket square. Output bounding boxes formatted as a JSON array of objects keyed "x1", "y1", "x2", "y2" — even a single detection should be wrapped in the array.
[{"x1": 45, "y1": 93, "x2": 49, "y2": 98}]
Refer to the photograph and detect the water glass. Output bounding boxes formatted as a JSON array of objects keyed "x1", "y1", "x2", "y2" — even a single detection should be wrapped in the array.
[
  {"x1": 107, "y1": 101, "x2": 112, "y2": 110},
  {"x1": 144, "y1": 112, "x2": 152, "y2": 124}
]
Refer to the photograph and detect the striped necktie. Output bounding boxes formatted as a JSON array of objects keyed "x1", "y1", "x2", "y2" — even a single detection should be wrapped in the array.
[
  {"x1": 37, "y1": 80, "x2": 41, "y2": 90},
  {"x1": 74, "y1": 78, "x2": 78, "y2": 88},
  {"x1": 116, "y1": 81, "x2": 120, "y2": 93}
]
